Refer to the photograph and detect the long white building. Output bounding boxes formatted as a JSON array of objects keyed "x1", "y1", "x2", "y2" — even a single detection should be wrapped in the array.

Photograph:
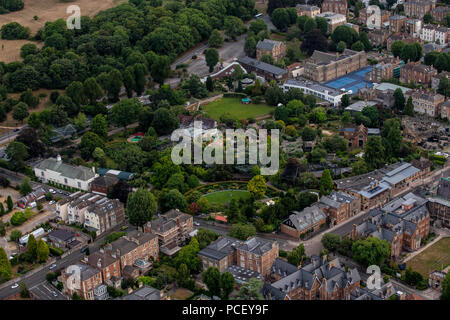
[
  {"x1": 281, "y1": 78, "x2": 349, "y2": 107},
  {"x1": 34, "y1": 155, "x2": 97, "y2": 191}
]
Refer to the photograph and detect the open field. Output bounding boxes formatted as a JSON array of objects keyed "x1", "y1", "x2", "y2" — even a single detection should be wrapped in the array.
[
  {"x1": 202, "y1": 190, "x2": 251, "y2": 205},
  {"x1": 0, "y1": 0, "x2": 125, "y2": 63},
  {"x1": 406, "y1": 237, "x2": 450, "y2": 277},
  {"x1": 202, "y1": 98, "x2": 274, "y2": 121}
]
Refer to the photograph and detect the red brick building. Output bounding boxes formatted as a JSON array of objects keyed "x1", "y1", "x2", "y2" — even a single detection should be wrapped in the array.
[
  {"x1": 62, "y1": 263, "x2": 103, "y2": 300},
  {"x1": 321, "y1": 0, "x2": 347, "y2": 15},
  {"x1": 85, "y1": 250, "x2": 121, "y2": 283},
  {"x1": 281, "y1": 204, "x2": 327, "y2": 238},
  {"x1": 320, "y1": 191, "x2": 361, "y2": 226},
  {"x1": 400, "y1": 62, "x2": 438, "y2": 87},
  {"x1": 339, "y1": 124, "x2": 368, "y2": 149},
  {"x1": 90, "y1": 174, "x2": 119, "y2": 196}
]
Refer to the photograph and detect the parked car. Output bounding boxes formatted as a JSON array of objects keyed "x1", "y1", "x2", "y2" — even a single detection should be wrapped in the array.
[
  {"x1": 49, "y1": 200, "x2": 55, "y2": 205},
  {"x1": 194, "y1": 222, "x2": 200, "y2": 226},
  {"x1": 11, "y1": 283, "x2": 18, "y2": 289},
  {"x1": 49, "y1": 263, "x2": 57, "y2": 270},
  {"x1": 52, "y1": 291, "x2": 57, "y2": 297}
]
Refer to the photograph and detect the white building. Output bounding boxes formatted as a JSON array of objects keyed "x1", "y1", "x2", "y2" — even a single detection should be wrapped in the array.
[
  {"x1": 420, "y1": 25, "x2": 450, "y2": 45},
  {"x1": 282, "y1": 78, "x2": 349, "y2": 107},
  {"x1": 34, "y1": 155, "x2": 97, "y2": 191}
]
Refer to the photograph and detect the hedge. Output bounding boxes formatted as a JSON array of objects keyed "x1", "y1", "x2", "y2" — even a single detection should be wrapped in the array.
[{"x1": 223, "y1": 92, "x2": 247, "y2": 99}]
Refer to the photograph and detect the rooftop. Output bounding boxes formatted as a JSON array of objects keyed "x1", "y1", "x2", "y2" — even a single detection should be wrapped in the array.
[
  {"x1": 35, "y1": 157, "x2": 96, "y2": 182},
  {"x1": 284, "y1": 78, "x2": 345, "y2": 97},
  {"x1": 237, "y1": 56, "x2": 287, "y2": 76}
]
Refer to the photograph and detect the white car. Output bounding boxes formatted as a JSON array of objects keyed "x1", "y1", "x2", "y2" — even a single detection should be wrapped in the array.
[
  {"x1": 49, "y1": 263, "x2": 57, "y2": 270},
  {"x1": 194, "y1": 222, "x2": 200, "y2": 226},
  {"x1": 49, "y1": 201, "x2": 55, "y2": 205},
  {"x1": 52, "y1": 291, "x2": 57, "y2": 297},
  {"x1": 11, "y1": 283, "x2": 18, "y2": 289}
]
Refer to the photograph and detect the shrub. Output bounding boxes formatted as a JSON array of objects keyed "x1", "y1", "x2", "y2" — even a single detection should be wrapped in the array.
[{"x1": 1, "y1": 22, "x2": 30, "y2": 40}]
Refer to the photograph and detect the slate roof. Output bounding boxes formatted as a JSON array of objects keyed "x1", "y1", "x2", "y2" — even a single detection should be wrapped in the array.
[
  {"x1": 198, "y1": 236, "x2": 241, "y2": 261},
  {"x1": 320, "y1": 191, "x2": 355, "y2": 209},
  {"x1": 256, "y1": 39, "x2": 283, "y2": 51},
  {"x1": 87, "y1": 250, "x2": 119, "y2": 269},
  {"x1": 35, "y1": 158, "x2": 96, "y2": 181},
  {"x1": 237, "y1": 56, "x2": 287, "y2": 76},
  {"x1": 237, "y1": 237, "x2": 276, "y2": 256},
  {"x1": 284, "y1": 204, "x2": 326, "y2": 232},
  {"x1": 91, "y1": 174, "x2": 119, "y2": 188},
  {"x1": 382, "y1": 163, "x2": 420, "y2": 186},
  {"x1": 67, "y1": 263, "x2": 101, "y2": 282},
  {"x1": 122, "y1": 286, "x2": 162, "y2": 300},
  {"x1": 148, "y1": 209, "x2": 191, "y2": 233},
  {"x1": 271, "y1": 258, "x2": 298, "y2": 278},
  {"x1": 47, "y1": 229, "x2": 75, "y2": 242}
]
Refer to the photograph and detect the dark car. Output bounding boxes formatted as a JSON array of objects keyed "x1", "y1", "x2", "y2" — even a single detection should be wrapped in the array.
[{"x1": 398, "y1": 263, "x2": 406, "y2": 270}]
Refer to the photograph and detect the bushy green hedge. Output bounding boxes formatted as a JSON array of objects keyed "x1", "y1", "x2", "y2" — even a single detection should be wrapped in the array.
[
  {"x1": 223, "y1": 93, "x2": 247, "y2": 99},
  {"x1": 49, "y1": 246, "x2": 64, "y2": 256}
]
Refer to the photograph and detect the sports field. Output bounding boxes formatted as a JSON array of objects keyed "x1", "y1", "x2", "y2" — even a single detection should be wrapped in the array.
[
  {"x1": 202, "y1": 190, "x2": 251, "y2": 205},
  {"x1": 202, "y1": 98, "x2": 274, "y2": 121},
  {"x1": 406, "y1": 237, "x2": 450, "y2": 277}
]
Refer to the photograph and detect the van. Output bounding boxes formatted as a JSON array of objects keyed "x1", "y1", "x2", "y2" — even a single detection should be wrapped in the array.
[{"x1": 255, "y1": 13, "x2": 263, "y2": 19}]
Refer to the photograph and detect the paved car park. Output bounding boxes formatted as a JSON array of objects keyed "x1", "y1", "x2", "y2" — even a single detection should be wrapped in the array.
[{"x1": 29, "y1": 282, "x2": 67, "y2": 300}]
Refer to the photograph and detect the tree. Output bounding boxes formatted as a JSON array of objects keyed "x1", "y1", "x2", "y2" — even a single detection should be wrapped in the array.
[
  {"x1": 352, "y1": 237, "x2": 391, "y2": 267},
  {"x1": 12, "y1": 102, "x2": 29, "y2": 123},
  {"x1": 319, "y1": 169, "x2": 333, "y2": 196},
  {"x1": 224, "y1": 16, "x2": 246, "y2": 40},
  {"x1": 247, "y1": 175, "x2": 267, "y2": 199},
  {"x1": 236, "y1": 278, "x2": 264, "y2": 300},
  {"x1": 301, "y1": 29, "x2": 328, "y2": 56},
  {"x1": 351, "y1": 40, "x2": 365, "y2": 52},
  {"x1": 79, "y1": 132, "x2": 104, "y2": 160},
  {"x1": 110, "y1": 98, "x2": 142, "y2": 131},
  {"x1": 364, "y1": 136, "x2": 385, "y2": 170},
  {"x1": 108, "y1": 180, "x2": 131, "y2": 204},
  {"x1": 220, "y1": 271, "x2": 235, "y2": 299},
  {"x1": 228, "y1": 224, "x2": 256, "y2": 240},
  {"x1": 301, "y1": 126, "x2": 316, "y2": 141},
  {"x1": 437, "y1": 77, "x2": 450, "y2": 98},
  {"x1": 126, "y1": 188, "x2": 157, "y2": 229},
  {"x1": 19, "y1": 177, "x2": 32, "y2": 196},
  {"x1": 151, "y1": 107, "x2": 179, "y2": 135},
  {"x1": 271, "y1": 8, "x2": 290, "y2": 31},
  {"x1": 442, "y1": 272, "x2": 450, "y2": 300},
  {"x1": 1, "y1": 22, "x2": 30, "y2": 40},
  {"x1": 337, "y1": 41, "x2": 347, "y2": 53},
  {"x1": 9, "y1": 230, "x2": 22, "y2": 242},
  {"x1": 27, "y1": 235, "x2": 38, "y2": 261},
  {"x1": 321, "y1": 233, "x2": 342, "y2": 252},
  {"x1": 244, "y1": 36, "x2": 257, "y2": 57},
  {"x1": 381, "y1": 118, "x2": 402, "y2": 159},
  {"x1": 0, "y1": 247, "x2": 12, "y2": 281},
  {"x1": 393, "y1": 88, "x2": 405, "y2": 111},
  {"x1": 405, "y1": 96, "x2": 414, "y2": 116},
  {"x1": 423, "y1": 13, "x2": 433, "y2": 24},
  {"x1": 66, "y1": 81, "x2": 86, "y2": 107},
  {"x1": 206, "y1": 76, "x2": 214, "y2": 92},
  {"x1": 151, "y1": 56, "x2": 171, "y2": 86},
  {"x1": 83, "y1": 77, "x2": 103, "y2": 105},
  {"x1": 106, "y1": 69, "x2": 123, "y2": 102},
  {"x1": 205, "y1": 48, "x2": 219, "y2": 73},
  {"x1": 331, "y1": 25, "x2": 358, "y2": 46},
  {"x1": 202, "y1": 267, "x2": 221, "y2": 297},
  {"x1": 36, "y1": 239, "x2": 49, "y2": 263},
  {"x1": 287, "y1": 244, "x2": 305, "y2": 266},
  {"x1": 74, "y1": 112, "x2": 87, "y2": 131},
  {"x1": 209, "y1": 29, "x2": 224, "y2": 48},
  {"x1": 6, "y1": 196, "x2": 13, "y2": 211},
  {"x1": 159, "y1": 189, "x2": 188, "y2": 212},
  {"x1": 315, "y1": 16, "x2": 328, "y2": 35},
  {"x1": 391, "y1": 41, "x2": 405, "y2": 58},
  {"x1": 91, "y1": 114, "x2": 108, "y2": 139},
  {"x1": 176, "y1": 263, "x2": 191, "y2": 288},
  {"x1": 197, "y1": 228, "x2": 218, "y2": 249},
  {"x1": 174, "y1": 237, "x2": 201, "y2": 273},
  {"x1": 5, "y1": 141, "x2": 28, "y2": 171},
  {"x1": 19, "y1": 281, "x2": 30, "y2": 298}
]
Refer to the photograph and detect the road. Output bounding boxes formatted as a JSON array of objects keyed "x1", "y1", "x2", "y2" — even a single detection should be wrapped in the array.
[
  {"x1": 0, "y1": 125, "x2": 26, "y2": 147},
  {"x1": 30, "y1": 282, "x2": 67, "y2": 300}
]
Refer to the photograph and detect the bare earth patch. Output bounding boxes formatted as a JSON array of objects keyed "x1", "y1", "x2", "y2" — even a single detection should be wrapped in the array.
[{"x1": 0, "y1": 0, "x2": 125, "y2": 63}]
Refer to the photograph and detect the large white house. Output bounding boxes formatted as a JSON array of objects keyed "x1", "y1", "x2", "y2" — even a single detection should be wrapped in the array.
[{"x1": 34, "y1": 155, "x2": 97, "y2": 191}]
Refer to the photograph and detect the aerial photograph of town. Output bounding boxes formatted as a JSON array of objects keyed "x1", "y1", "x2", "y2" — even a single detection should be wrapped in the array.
[{"x1": 0, "y1": 0, "x2": 449, "y2": 312}]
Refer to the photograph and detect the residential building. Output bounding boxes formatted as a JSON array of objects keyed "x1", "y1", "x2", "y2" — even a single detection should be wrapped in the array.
[
  {"x1": 400, "y1": 63, "x2": 438, "y2": 87},
  {"x1": 358, "y1": 7, "x2": 390, "y2": 28},
  {"x1": 295, "y1": 4, "x2": 321, "y2": 17},
  {"x1": 344, "y1": 22, "x2": 359, "y2": 33},
  {"x1": 440, "y1": 100, "x2": 450, "y2": 120},
  {"x1": 55, "y1": 191, "x2": 82, "y2": 222},
  {"x1": 84, "y1": 249, "x2": 121, "y2": 283},
  {"x1": 256, "y1": 39, "x2": 286, "y2": 60},
  {"x1": 350, "y1": 193, "x2": 431, "y2": 259},
  {"x1": 345, "y1": 100, "x2": 378, "y2": 114},
  {"x1": 339, "y1": 124, "x2": 368, "y2": 149},
  {"x1": 429, "y1": 269, "x2": 448, "y2": 291},
  {"x1": 406, "y1": 18, "x2": 422, "y2": 38},
  {"x1": 84, "y1": 198, "x2": 125, "y2": 236},
  {"x1": 389, "y1": 15, "x2": 407, "y2": 33},
  {"x1": 17, "y1": 187, "x2": 47, "y2": 208},
  {"x1": 350, "y1": 280, "x2": 397, "y2": 300},
  {"x1": 282, "y1": 78, "x2": 348, "y2": 107},
  {"x1": 357, "y1": 82, "x2": 413, "y2": 108},
  {"x1": 144, "y1": 209, "x2": 194, "y2": 255},
  {"x1": 235, "y1": 237, "x2": 279, "y2": 277},
  {"x1": 432, "y1": 6, "x2": 450, "y2": 22},
  {"x1": 62, "y1": 263, "x2": 103, "y2": 300},
  {"x1": 404, "y1": 0, "x2": 435, "y2": 19},
  {"x1": 321, "y1": 0, "x2": 347, "y2": 15},
  {"x1": 367, "y1": 28, "x2": 389, "y2": 47},
  {"x1": 421, "y1": 25, "x2": 450, "y2": 45},
  {"x1": 406, "y1": 90, "x2": 445, "y2": 117},
  {"x1": 67, "y1": 193, "x2": 104, "y2": 225},
  {"x1": 366, "y1": 57, "x2": 403, "y2": 83},
  {"x1": 262, "y1": 256, "x2": 360, "y2": 300},
  {"x1": 320, "y1": 191, "x2": 361, "y2": 225},
  {"x1": 33, "y1": 155, "x2": 97, "y2": 191},
  {"x1": 287, "y1": 62, "x2": 304, "y2": 78},
  {"x1": 427, "y1": 177, "x2": 450, "y2": 228},
  {"x1": 303, "y1": 49, "x2": 367, "y2": 83},
  {"x1": 90, "y1": 174, "x2": 119, "y2": 196},
  {"x1": 431, "y1": 71, "x2": 450, "y2": 90},
  {"x1": 270, "y1": 259, "x2": 299, "y2": 282},
  {"x1": 198, "y1": 236, "x2": 242, "y2": 272},
  {"x1": 121, "y1": 285, "x2": 167, "y2": 300},
  {"x1": 315, "y1": 12, "x2": 347, "y2": 33},
  {"x1": 237, "y1": 56, "x2": 288, "y2": 82},
  {"x1": 47, "y1": 229, "x2": 78, "y2": 249},
  {"x1": 103, "y1": 230, "x2": 159, "y2": 273},
  {"x1": 410, "y1": 158, "x2": 432, "y2": 179},
  {"x1": 281, "y1": 204, "x2": 327, "y2": 238}
]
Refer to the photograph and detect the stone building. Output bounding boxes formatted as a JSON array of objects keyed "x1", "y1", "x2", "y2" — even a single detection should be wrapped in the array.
[
  {"x1": 427, "y1": 177, "x2": 450, "y2": 228},
  {"x1": 319, "y1": 191, "x2": 361, "y2": 226},
  {"x1": 389, "y1": 15, "x2": 407, "y2": 34},
  {"x1": 237, "y1": 56, "x2": 288, "y2": 82},
  {"x1": 296, "y1": 4, "x2": 321, "y2": 17},
  {"x1": 404, "y1": 0, "x2": 435, "y2": 19},
  {"x1": 405, "y1": 90, "x2": 445, "y2": 117},
  {"x1": 432, "y1": 6, "x2": 450, "y2": 22},
  {"x1": 256, "y1": 39, "x2": 286, "y2": 60},
  {"x1": 303, "y1": 49, "x2": 367, "y2": 82},
  {"x1": 367, "y1": 28, "x2": 389, "y2": 47},
  {"x1": 315, "y1": 12, "x2": 347, "y2": 33},
  {"x1": 84, "y1": 198, "x2": 125, "y2": 236},
  {"x1": 281, "y1": 204, "x2": 327, "y2": 238},
  {"x1": 321, "y1": 0, "x2": 347, "y2": 15},
  {"x1": 366, "y1": 57, "x2": 402, "y2": 83},
  {"x1": 358, "y1": 8, "x2": 390, "y2": 28}
]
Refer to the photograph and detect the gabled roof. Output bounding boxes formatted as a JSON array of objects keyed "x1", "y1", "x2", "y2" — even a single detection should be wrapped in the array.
[
  {"x1": 256, "y1": 39, "x2": 283, "y2": 51},
  {"x1": 237, "y1": 56, "x2": 287, "y2": 76},
  {"x1": 35, "y1": 158, "x2": 96, "y2": 182},
  {"x1": 284, "y1": 205, "x2": 326, "y2": 232}
]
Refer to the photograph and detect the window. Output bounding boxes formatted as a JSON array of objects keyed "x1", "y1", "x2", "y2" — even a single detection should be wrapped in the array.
[
  {"x1": 64, "y1": 178, "x2": 68, "y2": 184},
  {"x1": 78, "y1": 182, "x2": 81, "y2": 188},
  {"x1": 41, "y1": 172, "x2": 44, "y2": 177}
]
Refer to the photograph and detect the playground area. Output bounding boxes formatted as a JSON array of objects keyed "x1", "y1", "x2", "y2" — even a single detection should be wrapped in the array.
[
  {"x1": 324, "y1": 66, "x2": 373, "y2": 95},
  {"x1": 128, "y1": 132, "x2": 144, "y2": 143}
]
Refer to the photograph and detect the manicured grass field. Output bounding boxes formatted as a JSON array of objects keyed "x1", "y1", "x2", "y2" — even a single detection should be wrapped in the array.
[
  {"x1": 202, "y1": 190, "x2": 251, "y2": 205},
  {"x1": 406, "y1": 237, "x2": 450, "y2": 277},
  {"x1": 202, "y1": 98, "x2": 274, "y2": 120}
]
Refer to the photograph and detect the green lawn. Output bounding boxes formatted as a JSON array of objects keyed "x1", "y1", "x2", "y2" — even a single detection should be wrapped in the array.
[
  {"x1": 406, "y1": 237, "x2": 450, "y2": 277},
  {"x1": 202, "y1": 98, "x2": 274, "y2": 120},
  {"x1": 202, "y1": 190, "x2": 251, "y2": 205}
]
